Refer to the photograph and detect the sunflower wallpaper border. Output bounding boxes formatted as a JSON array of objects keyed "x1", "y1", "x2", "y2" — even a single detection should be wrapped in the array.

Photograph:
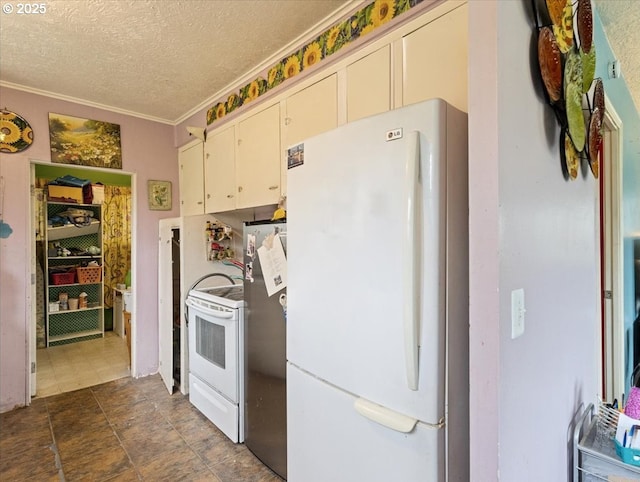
[{"x1": 206, "y1": 0, "x2": 425, "y2": 125}]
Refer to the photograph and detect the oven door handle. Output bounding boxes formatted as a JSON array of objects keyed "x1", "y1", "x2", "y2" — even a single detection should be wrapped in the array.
[{"x1": 186, "y1": 298, "x2": 235, "y2": 319}]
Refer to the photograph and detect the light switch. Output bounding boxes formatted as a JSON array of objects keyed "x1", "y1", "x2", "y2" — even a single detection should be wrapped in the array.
[{"x1": 511, "y1": 289, "x2": 525, "y2": 339}]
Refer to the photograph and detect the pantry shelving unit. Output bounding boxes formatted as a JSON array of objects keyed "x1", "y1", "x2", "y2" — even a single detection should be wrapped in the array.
[{"x1": 45, "y1": 201, "x2": 104, "y2": 346}]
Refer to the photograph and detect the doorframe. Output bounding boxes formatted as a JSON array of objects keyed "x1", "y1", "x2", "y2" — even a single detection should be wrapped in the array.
[
  {"x1": 600, "y1": 96, "x2": 624, "y2": 401},
  {"x1": 27, "y1": 161, "x2": 136, "y2": 402}
]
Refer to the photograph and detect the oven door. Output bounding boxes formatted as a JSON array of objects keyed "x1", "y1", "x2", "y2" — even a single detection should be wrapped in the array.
[{"x1": 186, "y1": 297, "x2": 239, "y2": 403}]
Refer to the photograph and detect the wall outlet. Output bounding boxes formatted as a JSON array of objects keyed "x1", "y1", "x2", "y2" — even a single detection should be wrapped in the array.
[{"x1": 511, "y1": 289, "x2": 525, "y2": 339}]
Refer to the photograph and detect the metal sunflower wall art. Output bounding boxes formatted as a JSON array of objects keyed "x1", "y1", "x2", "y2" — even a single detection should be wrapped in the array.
[
  {"x1": 0, "y1": 109, "x2": 34, "y2": 153},
  {"x1": 533, "y1": 0, "x2": 604, "y2": 180}
]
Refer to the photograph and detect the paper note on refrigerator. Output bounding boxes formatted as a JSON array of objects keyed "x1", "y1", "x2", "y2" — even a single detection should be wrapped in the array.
[{"x1": 257, "y1": 233, "x2": 287, "y2": 296}]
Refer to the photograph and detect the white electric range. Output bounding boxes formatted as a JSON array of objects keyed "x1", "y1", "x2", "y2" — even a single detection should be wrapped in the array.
[{"x1": 186, "y1": 284, "x2": 245, "y2": 443}]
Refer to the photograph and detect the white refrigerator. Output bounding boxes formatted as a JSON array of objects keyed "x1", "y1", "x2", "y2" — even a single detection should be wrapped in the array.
[{"x1": 286, "y1": 98, "x2": 469, "y2": 482}]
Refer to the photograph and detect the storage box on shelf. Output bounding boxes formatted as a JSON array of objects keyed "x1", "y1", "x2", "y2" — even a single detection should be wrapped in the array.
[
  {"x1": 47, "y1": 185, "x2": 85, "y2": 204},
  {"x1": 50, "y1": 269, "x2": 76, "y2": 285},
  {"x1": 45, "y1": 201, "x2": 104, "y2": 346},
  {"x1": 91, "y1": 183, "x2": 104, "y2": 204}
]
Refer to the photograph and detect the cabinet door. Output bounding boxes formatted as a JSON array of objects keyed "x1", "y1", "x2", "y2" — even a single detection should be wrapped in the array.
[
  {"x1": 236, "y1": 103, "x2": 281, "y2": 209},
  {"x1": 282, "y1": 74, "x2": 338, "y2": 194},
  {"x1": 204, "y1": 125, "x2": 236, "y2": 213},
  {"x1": 179, "y1": 141, "x2": 205, "y2": 216},
  {"x1": 402, "y1": 4, "x2": 468, "y2": 112},
  {"x1": 347, "y1": 46, "x2": 391, "y2": 122}
]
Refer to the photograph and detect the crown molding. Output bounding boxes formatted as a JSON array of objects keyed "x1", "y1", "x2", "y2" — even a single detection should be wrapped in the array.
[{"x1": 0, "y1": 80, "x2": 175, "y2": 125}]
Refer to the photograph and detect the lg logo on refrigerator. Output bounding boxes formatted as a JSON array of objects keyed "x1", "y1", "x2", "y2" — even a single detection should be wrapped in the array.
[{"x1": 386, "y1": 128, "x2": 403, "y2": 141}]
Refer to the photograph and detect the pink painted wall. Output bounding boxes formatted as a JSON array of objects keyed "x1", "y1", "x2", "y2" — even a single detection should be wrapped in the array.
[
  {"x1": 468, "y1": 2, "x2": 599, "y2": 480},
  {"x1": 468, "y1": 3, "x2": 500, "y2": 479},
  {"x1": 0, "y1": 87, "x2": 179, "y2": 411}
]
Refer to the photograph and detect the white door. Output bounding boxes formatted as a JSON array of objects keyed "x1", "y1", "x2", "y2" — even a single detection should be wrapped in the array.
[
  {"x1": 204, "y1": 125, "x2": 236, "y2": 213},
  {"x1": 236, "y1": 103, "x2": 281, "y2": 208},
  {"x1": 159, "y1": 218, "x2": 180, "y2": 393},
  {"x1": 287, "y1": 100, "x2": 463, "y2": 423},
  {"x1": 346, "y1": 45, "x2": 391, "y2": 122},
  {"x1": 282, "y1": 74, "x2": 338, "y2": 194},
  {"x1": 402, "y1": 4, "x2": 468, "y2": 111},
  {"x1": 179, "y1": 141, "x2": 205, "y2": 216},
  {"x1": 186, "y1": 300, "x2": 240, "y2": 401}
]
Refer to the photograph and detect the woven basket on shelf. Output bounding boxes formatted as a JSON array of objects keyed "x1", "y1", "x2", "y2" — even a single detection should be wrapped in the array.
[{"x1": 76, "y1": 266, "x2": 101, "y2": 284}]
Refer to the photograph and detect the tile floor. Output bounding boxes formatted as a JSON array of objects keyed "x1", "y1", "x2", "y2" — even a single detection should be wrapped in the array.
[
  {"x1": 37, "y1": 332, "x2": 131, "y2": 398},
  {"x1": 0, "y1": 374, "x2": 284, "y2": 481}
]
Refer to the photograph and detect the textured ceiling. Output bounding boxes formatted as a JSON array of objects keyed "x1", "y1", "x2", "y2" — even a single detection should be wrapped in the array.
[
  {"x1": 0, "y1": 0, "x2": 354, "y2": 124},
  {"x1": 0, "y1": 1, "x2": 637, "y2": 124},
  {"x1": 594, "y1": 0, "x2": 640, "y2": 113}
]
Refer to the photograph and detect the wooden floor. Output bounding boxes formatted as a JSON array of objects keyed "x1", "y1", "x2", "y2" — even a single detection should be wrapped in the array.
[{"x1": 0, "y1": 375, "x2": 283, "y2": 481}]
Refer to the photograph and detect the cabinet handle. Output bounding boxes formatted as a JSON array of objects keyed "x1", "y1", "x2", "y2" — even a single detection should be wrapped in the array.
[
  {"x1": 207, "y1": 194, "x2": 211, "y2": 199},
  {"x1": 238, "y1": 186, "x2": 243, "y2": 192},
  {"x1": 197, "y1": 201, "x2": 203, "y2": 205},
  {"x1": 226, "y1": 194, "x2": 234, "y2": 198},
  {"x1": 285, "y1": 117, "x2": 292, "y2": 126},
  {"x1": 268, "y1": 185, "x2": 278, "y2": 190}
]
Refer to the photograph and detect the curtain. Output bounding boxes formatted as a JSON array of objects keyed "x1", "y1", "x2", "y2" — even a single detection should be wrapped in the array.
[{"x1": 102, "y1": 186, "x2": 132, "y2": 308}]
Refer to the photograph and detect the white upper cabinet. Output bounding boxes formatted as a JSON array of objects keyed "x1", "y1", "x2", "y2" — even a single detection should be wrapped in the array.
[
  {"x1": 402, "y1": 4, "x2": 468, "y2": 112},
  {"x1": 180, "y1": 3, "x2": 467, "y2": 213},
  {"x1": 179, "y1": 141, "x2": 205, "y2": 216},
  {"x1": 282, "y1": 73, "x2": 338, "y2": 195},
  {"x1": 347, "y1": 45, "x2": 391, "y2": 122},
  {"x1": 204, "y1": 125, "x2": 236, "y2": 213},
  {"x1": 236, "y1": 103, "x2": 281, "y2": 209}
]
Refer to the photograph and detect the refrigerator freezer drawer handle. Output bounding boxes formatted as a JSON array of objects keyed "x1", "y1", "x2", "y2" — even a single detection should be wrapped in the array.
[
  {"x1": 353, "y1": 398, "x2": 418, "y2": 433},
  {"x1": 403, "y1": 130, "x2": 420, "y2": 391}
]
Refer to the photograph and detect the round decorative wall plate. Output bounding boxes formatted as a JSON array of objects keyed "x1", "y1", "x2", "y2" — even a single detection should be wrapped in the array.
[
  {"x1": 564, "y1": 49, "x2": 586, "y2": 152},
  {"x1": 577, "y1": 0, "x2": 593, "y2": 54},
  {"x1": 0, "y1": 110, "x2": 34, "y2": 153},
  {"x1": 562, "y1": 130, "x2": 580, "y2": 180},
  {"x1": 533, "y1": 0, "x2": 603, "y2": 181},
  {"x1": 548, "y1": 0, "x2": 573, "y2": 53},
  {"x1": 538, "y1": 26, "x2": 563, "y2": 103}
]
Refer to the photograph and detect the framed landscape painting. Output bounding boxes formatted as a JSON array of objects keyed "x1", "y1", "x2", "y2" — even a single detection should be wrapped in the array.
[{"x1": 48, "y1": 113, "x2": 122, "y2": 169}]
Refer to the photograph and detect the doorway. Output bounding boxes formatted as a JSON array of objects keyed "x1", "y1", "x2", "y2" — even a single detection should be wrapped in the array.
[
  {"x1": 600, "y1": 97, "x2": 624, "y2": 401},
  {"x1": 30, "y1": 162, "x2": 134, "y2": 398}
]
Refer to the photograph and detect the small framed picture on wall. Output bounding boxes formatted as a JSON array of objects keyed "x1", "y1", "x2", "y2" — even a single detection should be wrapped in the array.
[{"x1": 147, "y1": 180, "x2": 172, "y2": 211}]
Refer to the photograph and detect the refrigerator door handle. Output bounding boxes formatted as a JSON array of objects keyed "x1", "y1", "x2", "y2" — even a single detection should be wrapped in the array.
[
  {"x1": 353, "y1": 397, "x2": 418, "y2": 433},
  {"x1": 403, "y1": 130, "x2": 420, "y2": 391}
]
